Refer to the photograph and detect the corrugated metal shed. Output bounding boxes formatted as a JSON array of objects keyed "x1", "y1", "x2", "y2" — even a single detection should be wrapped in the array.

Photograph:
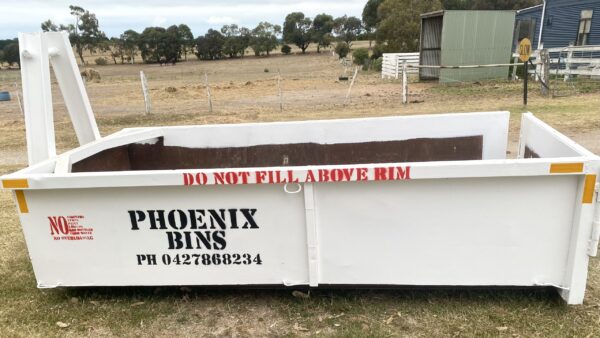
[
  {"x1": 419, "y1": 10, "x2": 516, "y2": 83},
  {"x1": 419, "y1": 11, "x2": 443, "y2": 80}
]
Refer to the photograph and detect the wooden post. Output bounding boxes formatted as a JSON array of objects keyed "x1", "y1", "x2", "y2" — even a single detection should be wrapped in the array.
[
  {"x1": 534, "y1": 51, "x2": 541, "y2": 82},
  {"x1": 402, "y1": 61, "x2": 408, "y2": 104},
  {"x1": 540, "y1": 49, "x2": 550, "y2": 96},
  {"x1": 277, "y1": 69, "x2": 283, "y2": 112},
  {"x1": 14, "y1": 82, "x2": 24, "y2": 116},
  {"x1": 345, "y1": 67, "x2": 359, "y2": 103},
  {"x1": 140, "y1": 71, "x2": 152, "y2": 115},
  {"x1": 511, "y1": 56, "x2": 519, "y2": 81},
  {"x1": 564, "y1": 47, "x2": 573, "y2": 82},
  {"x1": 204, "y1": 72, "x2": 213, "y2": 113},
  {"x1": 343, "y1": 59, "x2": 348, "y2": 77}
]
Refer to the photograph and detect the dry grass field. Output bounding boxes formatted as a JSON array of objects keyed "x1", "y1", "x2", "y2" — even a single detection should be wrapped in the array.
[{"x1": 0, "y1": 49, "x2": 599, "y2": 337}]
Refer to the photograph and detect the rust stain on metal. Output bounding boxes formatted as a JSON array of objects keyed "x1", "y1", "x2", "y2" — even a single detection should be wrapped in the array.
[{"x1": 71, "y1": 136, "x2": 484, "y2": 173}]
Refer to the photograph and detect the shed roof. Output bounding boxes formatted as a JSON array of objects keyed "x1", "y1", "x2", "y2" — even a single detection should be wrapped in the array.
[
  {"x1": 421, "y1": 10, "x2": 517, "y2": 19},
  {"x1": 516, "y1": 4, "x2": 543, "y2": 14},
  {"x1": 421, "y1": 10, "x2": 444, "y2": 19}
]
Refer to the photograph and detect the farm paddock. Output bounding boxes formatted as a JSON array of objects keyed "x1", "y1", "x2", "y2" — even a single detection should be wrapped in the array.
[{"x1": 0, "y1": 51, "x2": 599, "y2": 337}]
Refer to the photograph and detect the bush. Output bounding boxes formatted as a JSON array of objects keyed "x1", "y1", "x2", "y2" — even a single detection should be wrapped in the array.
[
  {"x1": 372, "y1": 57, "x2": 383, "y2": 72},
  {"x1": 94, "y1": 57, "x2": 108, "y2": 66},
  {"x1": 335, "y1": 42, "x2": 350, "y2": 59},
  {"x1": 281, "y1": 45, "x2": 292, "y2": 55},
  {"x1": 352, "y1": 48, "x2": 369, "y2": 66},
  {"x1": 371, "y1": 44, "x2": 385, "y2": 60}
]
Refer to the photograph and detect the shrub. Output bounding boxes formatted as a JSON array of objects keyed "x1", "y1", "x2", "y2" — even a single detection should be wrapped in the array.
[
  {"x1": 352, "y1": 48, "x2": 369, "y2": 66},
  {"x1": 372, "y1": 57, "x2": 383, "y2": 72},
  {"x1": 281, "y1": 45, "x2": 292, "y2": 55},
  {"x1": 335, "y1": 42, "x2": 350, "y2": 59},
  {"x1": 371, "y1": 44, "x2": 385, "y2": 60},
  {"x1": 94, "y1": 57, "x2": 108, "y2": 66}
]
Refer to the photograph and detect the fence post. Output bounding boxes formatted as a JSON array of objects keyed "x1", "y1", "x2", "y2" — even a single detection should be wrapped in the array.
[
  {"x1": 540, "y1": 49, "x2": 550, "y2": 96},
  {"x1": 14, "y1": 82, "x2": 24, "y2": 116},
  {"x1": 395, "y1": 56, "x2": 400, "y2": 80},
  {"x1": 402, "y1": 61, "x2": 408, "y2": 104},
  {"x1": 345, "y1": 67, "x2": 359, "y2": 103},
  {"x1": 535, "y1": 50, "x2": 541, "y2": 82},
  {"x1": 564, "y1": 47, "x2": 573, "y2": 82},
  {"x1": 140, "y1": 71, "x2": 152, "y2": 115},
  {"x1": 511, "y1": 56, "x2": 519, "y2": 81},
  {"x1": 277, "y1": 69, "x2": 283, "y2": 112},
  {"x1": 204, "y1": 72, "x2": 213, "y2": 113}
]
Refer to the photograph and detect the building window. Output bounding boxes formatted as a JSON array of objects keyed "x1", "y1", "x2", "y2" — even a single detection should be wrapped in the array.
[
  {"x1": 514, "y1": 18, "x2": 536, "y2": 50},
  {"x1": 576, "y1": 10, "x2": 593, "y2": 46}
]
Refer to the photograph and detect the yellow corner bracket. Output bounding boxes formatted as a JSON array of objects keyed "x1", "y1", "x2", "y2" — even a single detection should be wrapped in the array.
[
  {"x1": 2, "y1": 179, "x2": 29, "y2": 189},
  {"x1": 14, "y1": 190, "x2": 29, "y2": 213},
  {"x1": 550, "y1": 163, "x2": 584, "y2": 174},
  {"x1": 582, "y1": 175, "x2": 597, "y2": 204}
]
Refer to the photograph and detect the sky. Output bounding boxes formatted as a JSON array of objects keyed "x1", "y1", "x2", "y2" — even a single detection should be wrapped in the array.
[{"x1": 0, "y1": 0, "x2": 365, "y2": 39}]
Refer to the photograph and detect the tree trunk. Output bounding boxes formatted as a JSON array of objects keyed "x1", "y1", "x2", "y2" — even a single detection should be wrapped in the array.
[
  {"x1": 77, "y1": 48, "x2": 85, "y2": 65},
  {"x1": 317, "y1": 45, "x2": 321, "y2": 53}
]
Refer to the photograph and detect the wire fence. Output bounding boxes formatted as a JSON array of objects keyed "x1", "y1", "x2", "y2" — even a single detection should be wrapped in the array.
[
  {"x1": 524, "y1": 45, "x2": 600, "y2": 98},
  {"x1": 391, "y1": 48, "x2": 600, "y2": 104},
  {"x1": 3, "y1": 46, "x2": 600, "y2": 119},
  {"x1": 0, "y1": 53, "x2": 390, "y2": 118}
]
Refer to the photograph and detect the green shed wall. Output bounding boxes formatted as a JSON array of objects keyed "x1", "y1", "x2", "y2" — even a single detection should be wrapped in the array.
[{"x1": 440, "y1": 11, "x2": 515, "y2": 83}]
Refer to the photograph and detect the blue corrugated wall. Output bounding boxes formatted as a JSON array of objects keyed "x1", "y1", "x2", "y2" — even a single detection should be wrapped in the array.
[
  {"x1": 541, "y1": 0, "x2": 600, "y2": 48},
  {"x1": 516, "y1": 0, "x2": 600, "y2": 49}
]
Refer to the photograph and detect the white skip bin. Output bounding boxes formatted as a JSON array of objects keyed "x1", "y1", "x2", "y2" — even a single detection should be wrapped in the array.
[{"x1": 2, "y1": 32, "x2": 600, "y2": 305}]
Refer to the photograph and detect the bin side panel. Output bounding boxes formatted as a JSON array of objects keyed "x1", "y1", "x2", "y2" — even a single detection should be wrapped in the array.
[
  {"x1": 519, "y1": 113, "x2": 594, "y2": 158},
  {"x1": 19, "y1": 185, "x2": 309, "y2": 287},
  {"x1": 316, "y1": 176, "x2": 578, "y2": 286},
  {"x1": 160, "y1": 112, "x2": 509, "y2": 160}
]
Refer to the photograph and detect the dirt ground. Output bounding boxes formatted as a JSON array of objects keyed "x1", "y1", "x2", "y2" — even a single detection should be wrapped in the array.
[{"x1": 0, "y1": 51, "x2": 600, "y2": 337}]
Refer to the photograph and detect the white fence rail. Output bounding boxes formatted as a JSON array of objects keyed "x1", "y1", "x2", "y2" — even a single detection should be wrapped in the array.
[
  {"x1": 514, "y1": 45, "x2": 600, "y2": 79},
  {"x1": 381, "y1": 53, "x2": 420, "y2": 79}
]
